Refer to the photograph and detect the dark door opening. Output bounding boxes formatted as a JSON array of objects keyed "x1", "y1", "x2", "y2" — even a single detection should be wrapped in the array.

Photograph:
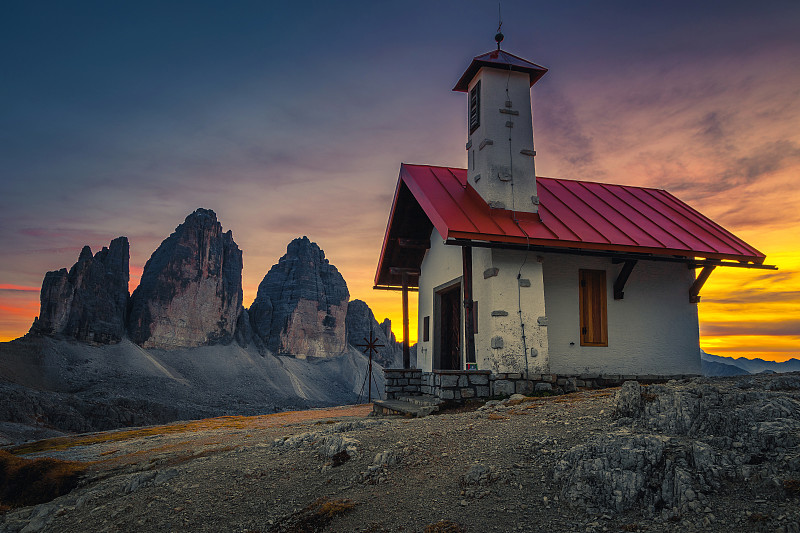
[{"x1": 437, "y1": 284, "x2": 461, "y2": 370}]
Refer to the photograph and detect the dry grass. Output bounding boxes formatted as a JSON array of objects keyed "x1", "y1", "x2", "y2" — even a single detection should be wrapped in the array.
[
  {"x1": 487, "y1": 413, "x2": 509, "y2": 421},
  {"x1": 423, "y1": 520, "x2": 467, "y2": 533},
  {"x1": 0, "y1": 450, "x2": 86, "y2": 511},
  {"x1": 10, "y1": 405, "x2": 372, "y2": 456},
  {"x1": 268, "y1": 497, "x2": 356, "y2": 532}
]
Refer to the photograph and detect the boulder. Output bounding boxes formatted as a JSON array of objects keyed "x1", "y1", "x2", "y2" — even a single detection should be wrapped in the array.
[
  {"x1": 249, "y1": 236, "x2": 349, "y2": 357},
  {"x1": 127, "y1": 208, "x2": 243, "y2": 349},
  {"x1": 30, "y1": 237, "x2": 129, "y2": 344}
]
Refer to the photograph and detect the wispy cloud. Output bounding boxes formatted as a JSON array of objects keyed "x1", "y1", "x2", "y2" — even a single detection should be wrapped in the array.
[
  {"x1": 0, "y1": 285, "x2": 39, "y2": 292},
  {"x1": 701, "y1": 320, "x2": 800, "y2": 337}
]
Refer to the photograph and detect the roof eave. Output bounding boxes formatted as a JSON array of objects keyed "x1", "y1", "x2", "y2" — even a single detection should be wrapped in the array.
[
  {"x1": 452, "y1": 57, "x2": 548, "y2": 92},
  {"x1": 446, "y1": 231, "x2": 767, "y2": 265}
]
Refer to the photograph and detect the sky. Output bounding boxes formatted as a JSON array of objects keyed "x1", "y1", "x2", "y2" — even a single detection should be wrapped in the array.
[{"x1": 1, "y1": 1, "x2": 799, "y2": 362}]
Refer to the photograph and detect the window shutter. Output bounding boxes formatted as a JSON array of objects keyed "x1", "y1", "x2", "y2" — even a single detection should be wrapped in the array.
[
  {"x1": 579, "y1": 269, "x2": 608, "y2": 346},
  {"x1": 469, "y1": 81, "x2": 481, "y2": 134}
]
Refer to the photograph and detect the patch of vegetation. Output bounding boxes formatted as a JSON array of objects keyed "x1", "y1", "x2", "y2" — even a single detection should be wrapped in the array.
[
  {"x1": 269, "y1": 497, "x2": 356, "y2": 533},
  {"x1": 423, "y1": 520, "x2": 467, "y2": 533},
  {"x1": 9, "y1": 413, "x2": 283, "y2": 455},
  {"x1": 0, "y1": 450, "x2": 86, "y2": 511}
]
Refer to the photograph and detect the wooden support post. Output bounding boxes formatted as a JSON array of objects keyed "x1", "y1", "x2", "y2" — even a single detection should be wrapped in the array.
[
  {"x1": 402, "y1": 271, "x2": 410, "y2": 369},
  {"x1": 462, "y1": 245, "x2": 476, "y2": 366},
  {"x1": 613, "y1": 260, "x2": 637, "y2": 300},
  {"x1": 689, "y1": 265, "x2": 716, "y2": 303}
]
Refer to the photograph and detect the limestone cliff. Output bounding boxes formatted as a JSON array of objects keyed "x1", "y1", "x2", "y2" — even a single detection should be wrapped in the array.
[
  {"x1": 30, "y1": 237, "x2": 129, "y2": 344},
  {"x1": 128, "y1": 209, "x2": 243, "y2": 349},
  {"x1": 249, "y1": 237, "x2": 349, "y2": 357},
  {"x1": 345, "y1": 299, "x2": 403, "y2": 368}
]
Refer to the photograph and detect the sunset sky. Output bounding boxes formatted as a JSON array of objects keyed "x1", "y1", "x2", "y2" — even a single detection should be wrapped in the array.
[{"x1": 1, "y1": 1, "x2": 798, "y2": 362}]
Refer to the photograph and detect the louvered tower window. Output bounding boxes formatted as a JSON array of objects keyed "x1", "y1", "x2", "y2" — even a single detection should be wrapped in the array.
[
  {"x1": 579, "y1": 269, "x2": 608, "y2": 346},
  {"x1": 469, "y1": 81, "x2": 481, "y2": 134}
]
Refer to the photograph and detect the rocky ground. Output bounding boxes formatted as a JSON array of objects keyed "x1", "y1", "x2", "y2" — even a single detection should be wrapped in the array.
[{"x1": 2, "y1": 373, "x2": 799, "y2": 533}]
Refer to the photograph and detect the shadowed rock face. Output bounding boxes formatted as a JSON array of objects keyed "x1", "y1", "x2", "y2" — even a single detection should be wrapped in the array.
[
  {"x1": 345, "y1": 299, "x2": 402, "y2": 368},
  {"x1": 249, "y1": 236, "x2": 349, "y2": 357},
  {"x1": 128, "y1": 208, "x2": 243, "y2": 349},
  {"x1": 30, "y1": 237, "x2": 130, "y2": 344}
]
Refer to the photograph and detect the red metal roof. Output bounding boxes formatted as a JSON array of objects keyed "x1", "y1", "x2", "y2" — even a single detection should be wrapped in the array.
[
  {"x1": 375, "y1": 164, "x2": 766, "y2": 287},
  {"x1": 453, "y1": 49, "x2": 548, "y2": 92}
]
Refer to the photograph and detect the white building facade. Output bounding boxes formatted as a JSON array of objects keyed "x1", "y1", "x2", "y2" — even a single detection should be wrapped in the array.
[{"x1": 375, "y1": 42, "x2": 772, "y2": 399}]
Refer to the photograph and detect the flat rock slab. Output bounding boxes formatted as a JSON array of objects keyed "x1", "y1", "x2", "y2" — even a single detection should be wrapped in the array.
[{"x1": 372, "y1": 399, "x2": 437, "y2": 417}]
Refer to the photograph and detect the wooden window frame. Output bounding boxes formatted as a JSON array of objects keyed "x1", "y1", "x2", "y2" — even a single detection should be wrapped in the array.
[
  {"x1": 579, "y1": 269, "x2": 608, "y2": 347},
  {"x1": 469, "y1": 81, "x2": 481, "y2": 134}
]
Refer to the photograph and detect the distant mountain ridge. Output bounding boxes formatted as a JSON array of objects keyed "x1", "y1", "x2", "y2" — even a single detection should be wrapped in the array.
[
  {"x1": 701, "y1": 351, "x2": 800, "y2": 376},
  {"x1": 0, "y1": 208, "x2": 404, "y2": 444},
  {"x1": 25, "y1": 208, "x2": 402, "y2": 362}
]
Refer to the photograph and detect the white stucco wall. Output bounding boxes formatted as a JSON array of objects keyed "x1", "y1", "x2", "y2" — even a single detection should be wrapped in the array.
[
  {"x1": 542, "y1": 254, "x2": 701, "y2": 375},
  {"x1": 474, "y1": 249, "x2": 549, "y2": 374},
  {"x1": 417, "y1": 234, "x2": 550, "y2": 375},
  {"x1": 416, "y1": 229, "x2": 463, "y2": 372},
  {"x1": 466, "y1": 68, "x2": 538, "y2": 213}
]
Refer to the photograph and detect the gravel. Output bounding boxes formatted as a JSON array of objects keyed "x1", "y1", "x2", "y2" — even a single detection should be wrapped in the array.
[{"x1": 1, "y1": 373, "x2": 799, "y2": 533}]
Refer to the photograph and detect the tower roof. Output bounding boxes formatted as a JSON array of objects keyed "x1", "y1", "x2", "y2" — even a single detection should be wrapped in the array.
[{"x1": 453, "y1": 49, "x2": 548, "y2": 92}]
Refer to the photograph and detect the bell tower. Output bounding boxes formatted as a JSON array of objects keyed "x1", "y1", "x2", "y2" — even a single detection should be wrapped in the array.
[{"x1": 453, "y1": 34, "x2": 547, "y2": 213}]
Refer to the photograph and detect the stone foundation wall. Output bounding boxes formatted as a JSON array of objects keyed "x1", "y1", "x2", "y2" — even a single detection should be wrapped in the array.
[
  {"x1": 384, "y1": 369, "x2": 423, "y2": 399},
  {"x1": 424, "y1": 370, "x2": 491, "y2": 401},
  {"x1": 383, "y1": 369, "x2": 699, "y2": 401}
]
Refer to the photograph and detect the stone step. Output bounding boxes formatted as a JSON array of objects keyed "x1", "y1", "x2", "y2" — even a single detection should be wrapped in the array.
[
  {"x1": 372, "y1": 399, "x2": 438, "y2": 417},
  {"x1": 395, "y1": 394, "x2": 442, "y2": 408}
]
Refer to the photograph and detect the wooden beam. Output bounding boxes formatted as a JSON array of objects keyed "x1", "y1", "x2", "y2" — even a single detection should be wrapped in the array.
[
  {"x1": 462, "y1": 246, "x2": 476, "y2": 366},
  {"x1": 402, "y1": 271, "x2": 410, "y2": 369},
  {"x1": 390, "y1": 267, "x2": 420, "y2": 276},
  {"x1": 613, "y1": 260, "x2": 637, "y2": 300},
  {"x1": 689, "y1": 265, "x2": 716, "y2": 303},
  {"x1": 398, "y1": 238, "x2": 430, "y2": 249},
  {"x1": 373, "y1": 285, "x2": 419, "y2": 292}
]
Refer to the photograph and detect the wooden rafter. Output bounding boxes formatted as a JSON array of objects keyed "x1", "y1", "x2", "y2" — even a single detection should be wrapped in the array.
[
  {"x1": 613, "y1": 260, "x2": 637, "y2": 300},
  {"x1": 689, "y1": 265, "x2": 716, "y2": 303},
  {"x1": 398, "y1": 238, "x2": 430, "y2": 249}
]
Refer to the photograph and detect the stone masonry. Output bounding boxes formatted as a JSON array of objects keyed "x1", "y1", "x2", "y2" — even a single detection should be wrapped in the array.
[{"x1": 383, "y1": 369, "x2": 699, "y2": 402}]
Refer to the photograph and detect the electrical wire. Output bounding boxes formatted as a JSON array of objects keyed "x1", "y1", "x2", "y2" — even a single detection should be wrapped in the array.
[{"x1": 505, "y1": 65, "x2": 533, "y2": 379}]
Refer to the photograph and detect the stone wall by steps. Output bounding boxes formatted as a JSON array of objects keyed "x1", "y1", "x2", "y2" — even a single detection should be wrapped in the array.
[{"x1": 383, "y1": 369, "x2": 700, "y2": 402}]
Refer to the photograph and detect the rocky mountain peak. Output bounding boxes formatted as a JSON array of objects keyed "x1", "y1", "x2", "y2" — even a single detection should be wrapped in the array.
[
  {"x1": 345, "y1": 299, "x2": 402, "y2": 368},
  {"x1": 30, "y1": 236, "x2": 130, "y2": 344},
  {"x1": 249, "y1": 237, "x2": 349, "y2": 357},
  {"x1": 127, "y1": 208, "x2": 243, "y2": 349}
]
